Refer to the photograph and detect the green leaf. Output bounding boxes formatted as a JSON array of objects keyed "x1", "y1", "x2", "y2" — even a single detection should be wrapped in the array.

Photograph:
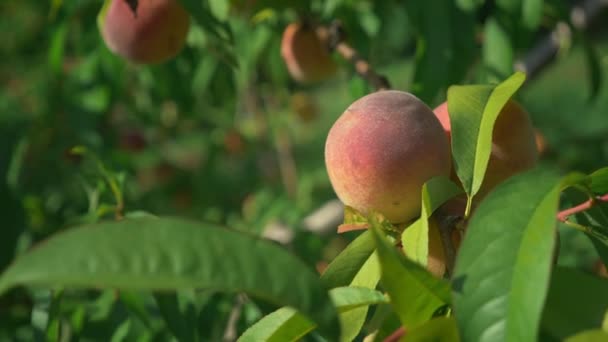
[
  {"x1": 448, "y1": 71, "x2": 526, "y2": 207},
  {"x1": 522, "y1": 0, "x2": 543, "y2": 30},
  {"x1": 565, "y1": 330, "x2": 608, "y2": 342},
  {"x1": 331, "y1": 287, "x2": 388, "y2": 312},
  {"x1": 238, "y1": 287, "x2": 387, "y2": 342},
  {"x1": 542, "y1": 267, "x2": 608, "y2": 340},
  {"x1": 208, "y1": 0, "x2": 230, "y2": 21},
  {"x1": 452, "y1": 168, "x2": 561, "y2": 342},
  {"x1": 403, "y1": 316, "x2": 460, "y2": 342},
  {"x1": 338, "y1": 250, "x2": 381, "y2": 342},
  {"x1": 456, "y1": 0, "x2": 484, "y2": 11},
  {"x1": 406, "y1": 0, "x2": 476, "y2": 103},
  {"x1": 588, "y1": 167, "x2": 608, "y2": 194},
  {"x1": 238, "y1": 307, "x2": 312, "y2": 342},
  {"x1": 482, "y1": 17, "x2": 514, "y2": 82},
  {"x1": 154, "y1": 292, "x2": 198, "y2": 342},
  {"x1": 0, "y1": 217, "x2": 340, "y2": 341},
  {"x1": 321, "y1": 231, "x2": 375, "y2": 288},
  {"x1": 48, "y1": 23, "x2": 67, "y2": 75},
  {"x1": 370, "y1": 219, "x2": 451, "y2": 329},
  {"x1": 582, "y1": 36, "x2": 602, "y2": 101},
  {"x1": 402, "y1": 177, "x2": 462, "y2": 266}
]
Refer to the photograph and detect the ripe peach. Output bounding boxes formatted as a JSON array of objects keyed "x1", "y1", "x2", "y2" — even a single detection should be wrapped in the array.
[
  {"x1": 433, "y1": 100, "x2": 538, "y2": 199},
  {"x1": 325, "y1": 90, "x2": 451, "y2": 223},
  {"x1": 98, "y1": 0, "x2": 190, "y2": 64},
  {"x1": 280, "y1": 23, "x2": 337, "y2": 84}
]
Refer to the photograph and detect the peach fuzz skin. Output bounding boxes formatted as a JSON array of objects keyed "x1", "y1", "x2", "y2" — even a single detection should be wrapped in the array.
[
  {"x1": 433, "y1": 100, "x2": 538, "y2": 200},
  {"x1": 100, "y1": 0, "x2": 190, "y2": 64},
  {"x1": 325, "y1": 90, "x2": 451, "y2": 224},
  {"x1": 280, "y1": 23, "x2": 337, "y2": 84}
]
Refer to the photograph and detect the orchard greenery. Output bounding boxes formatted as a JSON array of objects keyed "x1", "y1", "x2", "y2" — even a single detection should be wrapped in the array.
[{"x1": 1, "y1": 0, "x2": 608, "y2": 341}]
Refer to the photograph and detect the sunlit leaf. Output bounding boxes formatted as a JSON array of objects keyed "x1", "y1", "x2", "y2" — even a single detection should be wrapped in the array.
[
  {"x1": 238, "y1": 287, "x2": 387, "y2": 342},
  {"x1": 370, "y1": 219, "x2": 451, "y2": 329},
  {"x1": 448, "y1": 71, "x2": 526, "y2": 210},
  {"x1": 0, "y1": 217, "x2": 340, "y2": 340},
  {"x1": 402, "y1": 176, "x2": 462, "y2": 266},
  {"x1": 452, "y1": 168, "x2": 561, "y2": 341}
]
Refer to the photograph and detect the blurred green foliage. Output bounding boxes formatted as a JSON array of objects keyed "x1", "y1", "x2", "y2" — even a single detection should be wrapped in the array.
[{"x1": 1, "y1": 0, "x2": 607, "y2": 340}]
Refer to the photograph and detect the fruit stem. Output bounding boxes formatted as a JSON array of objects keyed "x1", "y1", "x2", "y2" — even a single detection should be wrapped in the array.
[{"x1": 316, "y1": 21, "x2": 391, "y2": 91}]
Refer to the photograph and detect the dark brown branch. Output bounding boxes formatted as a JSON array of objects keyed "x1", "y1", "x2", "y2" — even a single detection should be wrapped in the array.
[
  {"x1": 316, "y1": 21, "x2": 391, "y2": 91},
  {"x1": 514, "y1": 0, "x2": 608, "y2": 77}
]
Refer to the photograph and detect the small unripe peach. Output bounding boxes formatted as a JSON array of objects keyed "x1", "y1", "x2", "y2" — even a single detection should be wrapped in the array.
[
  {"x1": 433, "y1": 100, "x2": 538, "y2": 199},
  {"x1": 98, "y1": 0, "x2": 190, "y2": 64},
  {"x1": 325, "y1": 91, "x2": 451, "y2": 223},
  {"x1": 280, "y1": 23, "x2": 337, "y2": 84}
]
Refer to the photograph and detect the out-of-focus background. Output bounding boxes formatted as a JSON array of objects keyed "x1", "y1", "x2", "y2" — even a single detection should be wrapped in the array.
[{"x1": 1, "y1": 0, "x2": 607, "y2": 339}]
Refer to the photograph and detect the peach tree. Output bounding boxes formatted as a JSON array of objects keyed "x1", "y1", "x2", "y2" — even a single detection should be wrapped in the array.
[{"x1": 1, "y1": 0, "x2": 607, "y2": 341}]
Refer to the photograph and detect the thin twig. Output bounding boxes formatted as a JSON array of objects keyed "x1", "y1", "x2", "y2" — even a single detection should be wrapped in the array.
[
  {"x1": 316, "y1": 21, "x2": 391, "y2": 91},
  {"x1": 557, "y1": 193, "x2": 608, "y2": 222},
  {"x1": 383, "y1": 326, "x2": 406, "y2": 342}
]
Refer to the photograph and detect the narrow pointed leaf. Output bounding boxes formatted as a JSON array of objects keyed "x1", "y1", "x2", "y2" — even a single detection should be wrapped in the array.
[
  {"x1": 321, "y1": 231, "x2": 375, "y2": 288},
  {"x1": 370, "y1": 221, "x2": 451, "y2": 329},
  {"x1": 238, "y1": 287, "x2": 387, "y2": 342},
  {"x1": 338, "y1": 251, "x2": 381, "y2": 341},
  {"x1": 452, "y1": 168, "x2": 561, "y2": 342},
  {"x1": 522, "y1": 0, "x2": 543, "y2": 30},
  {"x1": 238, "y1": 307, "x2": 311, "y2": 342},
  {"x1": 0, "y1": 217, "x2": 340, "y2": 340},
  {"x1": 448, "y1": 72, "x2": 526, "y2": 200}
]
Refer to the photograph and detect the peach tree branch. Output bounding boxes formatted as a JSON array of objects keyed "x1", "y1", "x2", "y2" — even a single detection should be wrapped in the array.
[{"x1": 316, "y1": 21, "x2": 391, "y2": 91}]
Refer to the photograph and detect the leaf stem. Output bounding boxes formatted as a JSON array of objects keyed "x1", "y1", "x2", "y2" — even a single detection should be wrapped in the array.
[{"x1": 557, "y1": 193, "x2": 608, "y2": 222}]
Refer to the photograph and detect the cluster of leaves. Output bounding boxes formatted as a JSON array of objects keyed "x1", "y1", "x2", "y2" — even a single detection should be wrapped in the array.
[
  {"x1": 1, "y1": 0, "x2": 608, "y2": 341},
  {"x1": 2, "y1": 71, "x2": 608, "y2": 341}
]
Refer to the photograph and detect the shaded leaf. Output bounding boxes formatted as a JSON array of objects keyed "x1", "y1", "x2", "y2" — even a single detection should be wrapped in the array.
[
  {"x1": 402, "y1": 177, "x2": 462, "y2": 266},
  {"x1": 541, "y1": 267, "x2": 608, "y2": 340},
  {"x1": 522, "y1": 0, "x2": 544, "y2": 30},
  {"x1": 406, "y1": 0, "x2": 476, "y2": 103},
  {"x1": 588, "y1": 167, "x2": 608, "y2": 194},
  {"x1": 582, "y1": 36, "x2": 602, "y2": 101},
  {"x1": 452, "y1": 168, "x2": 561, "y2": 342},
  {"x1": 403, "y1": 316, "x2": 460, "y2": 342},
  {"x1": 154, "y1": 292, "x2": 198, "y2": 342},
  {"x1": 482, "y1": 17, "x2": 513, "y2": 82},
  {"x1": 0, "y1": 217, "x2": 340, "y2": 340}
]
